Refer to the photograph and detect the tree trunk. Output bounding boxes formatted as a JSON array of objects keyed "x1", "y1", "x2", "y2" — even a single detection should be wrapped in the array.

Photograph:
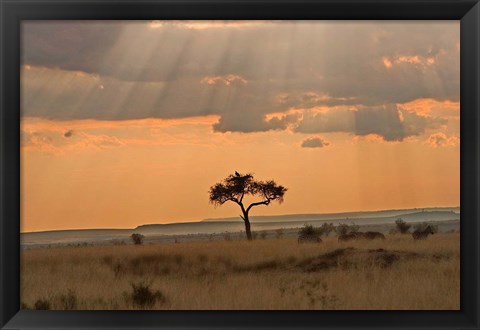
[{"x1": 243, "y1": 212, "x2": 252, "y2": 241}]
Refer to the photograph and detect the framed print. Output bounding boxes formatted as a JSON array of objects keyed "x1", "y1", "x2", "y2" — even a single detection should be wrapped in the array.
[{"x1": 1, "y1": 0, "x2": 479, "y2": 329}]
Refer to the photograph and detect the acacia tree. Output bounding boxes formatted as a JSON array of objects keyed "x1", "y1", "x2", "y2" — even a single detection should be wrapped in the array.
[{"x1": 209, "y1": 172, "x2": 287, "y2": 240}]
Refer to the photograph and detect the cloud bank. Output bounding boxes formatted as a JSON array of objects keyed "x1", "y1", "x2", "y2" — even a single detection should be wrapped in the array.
[
  {"x1": 21, "y1": 21, "x2": 459, "y2": 142},
  {"x1": 295, "y1": 105, "x2": 445, "y2": 141}
]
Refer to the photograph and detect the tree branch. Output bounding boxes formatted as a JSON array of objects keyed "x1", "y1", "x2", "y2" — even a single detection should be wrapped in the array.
[
  {"x1": 246, "y1": 199, "x2": 270, "y2": 213},
  {"x1": 239, "y1": 190, "x2": 245, "y2": 203}
]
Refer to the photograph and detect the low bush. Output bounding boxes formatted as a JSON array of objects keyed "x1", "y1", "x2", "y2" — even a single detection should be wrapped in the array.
[
  {"x1": 131, "y1": 233, "x2": 145, "y2": 245},
  {"x1": 395, "y1": 218, "x2": 411, "y2": 234},
  {"x1": 129, "y1": 282, "x2": 166, "y2": 308},
  {"x1": 299, "y1": 224, "x2": 320, "y2": 237},
  {"x1": 34, "y1": 299, "x2": 51, "y2": 310}
]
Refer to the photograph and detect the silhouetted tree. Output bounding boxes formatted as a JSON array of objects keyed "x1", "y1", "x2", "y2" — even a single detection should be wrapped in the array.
[{"x1": 209, "y1": 172, "x2": 287, "y2": 240}]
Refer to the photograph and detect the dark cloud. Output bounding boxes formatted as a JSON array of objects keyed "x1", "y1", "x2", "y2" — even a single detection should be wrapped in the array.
[
  {"x1": 22, "y1": 21, "x2": 459, "y2": 87},
  {"x1": 295, "y1": 105, "x2": 446, "y2": 141},
  {"x1": 64, "y1": 130, "x2": 74, "y2": 138},
  {"x1": 212, "y1": 112, "x2": 299, "y2": 133},
  {"x1": 23, "y1": 22, "x2": 214, "y2": 82},
  {"x1": 301, "y1": 137, "x2": 330, "y2": 148},
  {"x1": 22, "y1": 22, "x2": 122, "y2": 77},
  {"x1": 21, "y1": 21, "x2": 459, "y2": 138}
]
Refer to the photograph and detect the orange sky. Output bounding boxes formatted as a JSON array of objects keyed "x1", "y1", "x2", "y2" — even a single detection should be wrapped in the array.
[{"x1": 20, "y1": 21, "x2": 459, "y2": 232}]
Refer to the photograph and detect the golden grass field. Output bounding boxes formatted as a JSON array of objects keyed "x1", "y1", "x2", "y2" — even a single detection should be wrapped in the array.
[{"x1": 20, "y1": 233, "x2": 459, "y2": 310}]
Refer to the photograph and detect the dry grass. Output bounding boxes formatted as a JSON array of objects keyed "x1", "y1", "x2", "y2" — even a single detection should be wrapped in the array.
[{"x1": 20, "y1": 233, "x2": 459, "y2": 310}]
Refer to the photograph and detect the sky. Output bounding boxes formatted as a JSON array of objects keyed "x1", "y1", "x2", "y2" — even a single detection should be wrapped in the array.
[{"x1": 20, "y1": 20, "x2": 460, "y2": 232}]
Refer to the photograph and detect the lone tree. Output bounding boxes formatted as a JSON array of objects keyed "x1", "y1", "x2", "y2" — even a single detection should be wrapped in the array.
[{"x1": 209, "y1": 172, "x2": 287, "y2": 240}]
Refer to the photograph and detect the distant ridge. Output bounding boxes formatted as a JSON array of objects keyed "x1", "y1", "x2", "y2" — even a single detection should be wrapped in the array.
[
  {"x1": 21, "y1": 207, "x2": 460, "y2": 247},
  {"x1": 200, "y1": 207, "x2": 460, "y2": 223},
  {"x1": 23, "y1": 207, "x2": 460, "y2": 234},
  {"x1": 136, "y1": 210, "x2": 459, "y2": 233},
  {"x1": 135, "y1": 209, "x2": 457, "y2": 229}
]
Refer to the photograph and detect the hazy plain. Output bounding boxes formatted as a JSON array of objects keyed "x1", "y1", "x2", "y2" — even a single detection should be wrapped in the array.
[{"x1": 21, "y1": 208, "x2": 459, "y2": 248}]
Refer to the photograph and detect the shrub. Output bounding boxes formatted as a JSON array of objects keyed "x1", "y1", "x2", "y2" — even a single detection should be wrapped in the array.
[
  {"x1": 335, "y1": 223, "x2": 359, "y2": 236},
  {"x1": 259, "y1": 231, "x2": 268, "y2": 239},
  {"x1": 395, "y1": 218, "x2": 411, "y2": 234},
  {"x1": 223, "y1": 232, "x2": 232, "y2": 241},
  {"x1": 131, "y1": 233, "x2": 145, "y2": 245},
  {"x1": 129, "y1": 282, "x2": 166, "y2": 308},
  {"x1": 298, "y1": 224, "x2": 321, "y2": 238},
  {"x1": 34, "y1": 299, "x2": 51, "y2": 310}
]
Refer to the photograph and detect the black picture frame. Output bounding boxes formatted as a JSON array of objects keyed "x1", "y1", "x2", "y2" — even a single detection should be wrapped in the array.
[{"x1": 1, "y1": 0, "x2": 479, "y2": 329}]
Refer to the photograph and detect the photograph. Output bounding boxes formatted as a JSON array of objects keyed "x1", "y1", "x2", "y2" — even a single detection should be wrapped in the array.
[{"x1": 20, "y1": 20, "x2": 460, "y2": 310}]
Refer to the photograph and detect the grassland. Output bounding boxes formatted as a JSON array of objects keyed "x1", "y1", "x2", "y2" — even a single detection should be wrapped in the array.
[{"x1": 20, "y1": 233, "x2": 459, "y2": 310}]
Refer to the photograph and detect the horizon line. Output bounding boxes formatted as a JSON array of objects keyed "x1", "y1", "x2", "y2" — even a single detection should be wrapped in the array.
[{"x1": 21, "y1": 205, "x2": 460, "y2": 234}]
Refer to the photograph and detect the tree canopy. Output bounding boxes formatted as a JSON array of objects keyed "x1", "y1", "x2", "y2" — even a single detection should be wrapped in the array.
[{"x1": 209, "y1": 172, "x2": 287, "y2": 240}]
